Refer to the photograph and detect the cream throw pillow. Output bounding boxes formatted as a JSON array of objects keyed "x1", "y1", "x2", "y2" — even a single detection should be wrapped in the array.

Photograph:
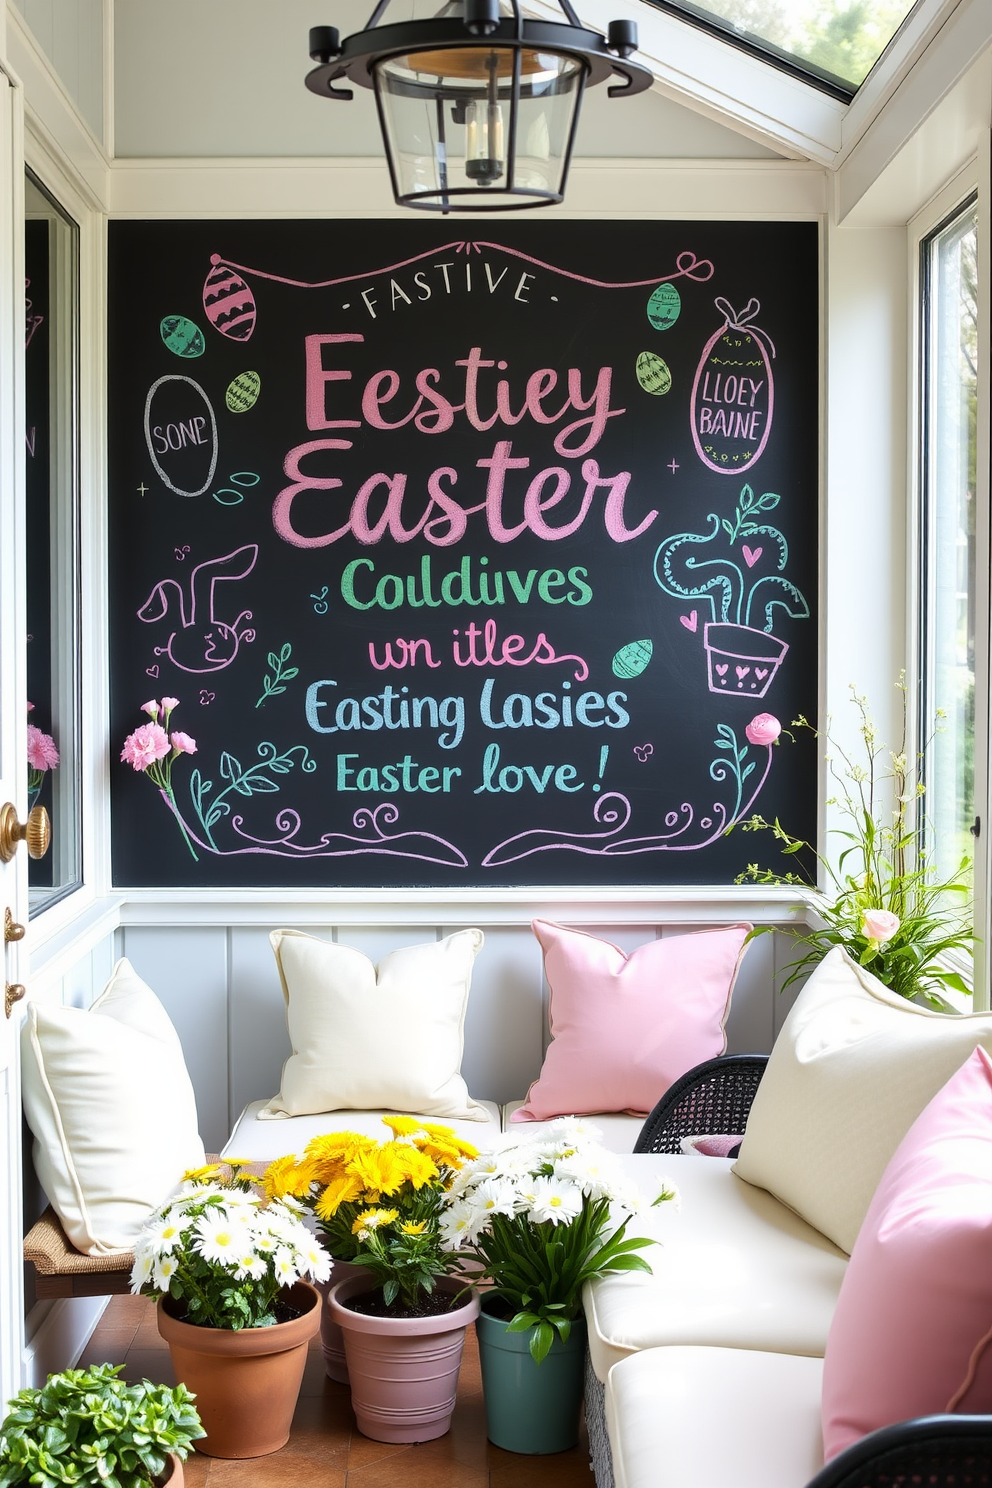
[
  {"x1": 21, "y1": 959, "x2": 205, "y2": 1256},
  {"x1": 733, "y1": 946, "x2": 992, "y2": 1253},
  {"x1": 261, "y1": 928, "x2": 488, "y2": 1121}
]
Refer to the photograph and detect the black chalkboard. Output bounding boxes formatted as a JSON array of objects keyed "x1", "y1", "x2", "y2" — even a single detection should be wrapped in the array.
[{"x1": 108, "y1": 220, "x2": 818, "y2": 888}]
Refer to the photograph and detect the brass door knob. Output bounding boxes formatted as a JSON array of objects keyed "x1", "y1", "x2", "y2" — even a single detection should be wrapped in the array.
[
  {"x1": 0, "y1": 802, "x2": 51, "y2": 862},
  {"x1": 5, "y1": 983, "x2": 25, "y2": 1018},
  {"x1": 4, "y1": 908, "x2": 24, "y2": 943}
]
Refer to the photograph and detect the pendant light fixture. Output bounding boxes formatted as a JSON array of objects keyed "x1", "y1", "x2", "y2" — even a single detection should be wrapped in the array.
[{"x1": 306, "y1": 0, "x2": 651, "y2": 213}]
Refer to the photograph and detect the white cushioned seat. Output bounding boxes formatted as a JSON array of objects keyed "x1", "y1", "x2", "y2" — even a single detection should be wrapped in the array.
[
  {"x1": 501, "y1": 1100, "x2": 644, "y2": 1151},
  {"x1": 222, "y1": 1098, "x2": 503, "y2": 1162},
  {"x1": 584, "y1": 1155, "x2": 847, "y2": 1381},
  {"x1": 606, "y1": 1346, "x2": 824, "y2": 1488}
]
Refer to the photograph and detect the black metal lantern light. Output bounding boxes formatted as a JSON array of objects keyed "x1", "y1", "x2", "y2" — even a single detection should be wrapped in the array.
[{"x1": 306, "y1": 0, "x2": 652, "y2": 212}]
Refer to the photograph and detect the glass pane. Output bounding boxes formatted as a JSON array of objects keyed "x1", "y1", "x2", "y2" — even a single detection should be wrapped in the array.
[
  {"x1": 649, "y1": 0, "x2": 919, "y2": 91},
  {"x1": 923, "y1": 200, "x2": 979, "y2": 898},
  {"x1": 24, "y1": 172, "x2": 81, "y2": 912}
]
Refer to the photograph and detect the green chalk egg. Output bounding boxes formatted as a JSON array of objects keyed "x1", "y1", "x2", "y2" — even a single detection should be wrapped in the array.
[
  {"x1": 636, "y1": 351, "x2": 672, "y2": 396},
  {"x1": 612, "y1": 638, "x2": 653, "y2": 678},
  {"x1": 226, "y1": 369, "x2": 261, "y2": 413},
  {"x1": 646, "y1": 281, "x2": 681, "y2": 331},
  {"x1": 160, "y1": 315, "x2": 205, "y2": 359}
]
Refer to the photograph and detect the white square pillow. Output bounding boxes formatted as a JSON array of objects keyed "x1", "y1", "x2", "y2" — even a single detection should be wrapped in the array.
[
  {"x1": 21, "y1": 959, "x2": 205, "y2": 1256},
  {"x1": 261, "y1": 928, "x2": 488, "y2": 1122},
  {"x1": 733, "y1": 946, "x2": 992, "y2": 1253}
]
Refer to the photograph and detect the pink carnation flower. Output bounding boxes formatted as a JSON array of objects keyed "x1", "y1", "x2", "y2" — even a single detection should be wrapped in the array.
[
  {"x1": 862, "y1": 908, "x2": 900, "y2": 943},
  {"x1": 141, "y1": 700, "x2": 159, "y2": 719},
  {"x1": 171, "y1": 731, "x2": 197, "y2": 755},
  {"x1": 27, "y1": 724, "x2": 59, "y2": 772},
  {"x1": 121, "y1": 722, "x2": 171, "y2": 772},
  {"x1": 745, "y1": 713, "x2": 782, "y2": 747},
  {"x1": 161, "y1": 696, "x2": 180, "y2": 712}
]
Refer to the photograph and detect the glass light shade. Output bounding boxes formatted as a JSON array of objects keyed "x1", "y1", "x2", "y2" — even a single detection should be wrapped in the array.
[{"x1": 373, "y1": 45, "x2": 586, "y2": 211}]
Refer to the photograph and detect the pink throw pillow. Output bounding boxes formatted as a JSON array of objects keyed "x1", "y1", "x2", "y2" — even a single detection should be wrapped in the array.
[
  {"x1": 821, "y1": 1045, "x2": 992, "y2": 1461},
  {"x1": 511, "y1": 920, "x2": 751, "y2": 1122}
]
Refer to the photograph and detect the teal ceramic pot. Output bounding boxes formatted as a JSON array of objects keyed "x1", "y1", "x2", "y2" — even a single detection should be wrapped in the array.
[{"x1": 477, "y1": 1298, "x2": 587, "y2": 1454}]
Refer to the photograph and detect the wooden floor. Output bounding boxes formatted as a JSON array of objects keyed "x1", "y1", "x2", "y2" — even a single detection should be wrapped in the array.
[{"x1": 80, "y1": 1296, "x2": 592, "y2": 1488}]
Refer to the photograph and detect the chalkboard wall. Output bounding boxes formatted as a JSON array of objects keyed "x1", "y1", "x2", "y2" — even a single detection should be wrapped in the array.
[{"x1": 108, "y1": 220, "x2": 819, "y2": 888}]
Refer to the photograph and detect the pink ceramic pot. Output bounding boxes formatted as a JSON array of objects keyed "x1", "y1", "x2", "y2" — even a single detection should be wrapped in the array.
[
  {"x1": 329, "y1": 1273, "x2": 479, "y2": 1443},
  {"x1": 314, "y1": 1260, "x2": 372, "y2": 1382}
]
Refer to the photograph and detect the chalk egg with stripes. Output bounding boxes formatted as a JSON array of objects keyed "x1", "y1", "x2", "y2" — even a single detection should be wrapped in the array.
[{"x1": 202, "y1": 256, "x2": 257, "y2": 342}]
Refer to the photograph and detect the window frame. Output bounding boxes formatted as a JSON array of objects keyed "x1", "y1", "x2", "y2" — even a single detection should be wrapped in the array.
[{"x1": 911, "y1": 165, "x2": 990, "y2": 1006}]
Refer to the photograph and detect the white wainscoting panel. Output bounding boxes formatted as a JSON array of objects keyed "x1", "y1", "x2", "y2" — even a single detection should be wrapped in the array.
[{"x1": 450, "y1": 924, "x2": 546, "y2": 1105}]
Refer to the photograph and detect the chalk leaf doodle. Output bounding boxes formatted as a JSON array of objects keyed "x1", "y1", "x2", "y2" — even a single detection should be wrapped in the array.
[
  {"x1": 213, "y1": 470, "x2": 261, "y2": 506},
  {"x1": 654, "y1": 484, "x2": 809, "y2": 699},
  {"x1": 690, "y1": 298, "x2": 775, "y2": 474},
  {"x1": 202, "y1": 256, "x2": 257, "y2": 341},
  {"x1": 256, "y1": 643, "x2": 299, "y2": 708},
  {"x1": 482, "y1": 717, "x2": 775, "y2": 866},
  {"x1": 138, "y1": 543, "x2": 258, "y2": 674}
]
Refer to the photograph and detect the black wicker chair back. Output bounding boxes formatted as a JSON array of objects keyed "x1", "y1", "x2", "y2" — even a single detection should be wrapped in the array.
[
  {"x1": 805, "y1": 1415, "x2": 992, "y2": 1488},
  {"x1": 633, "y1": 1053, "x2": 769, "y2": 1154}
]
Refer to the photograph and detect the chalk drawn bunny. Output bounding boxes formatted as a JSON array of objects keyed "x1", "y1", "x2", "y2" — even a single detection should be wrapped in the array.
[{"x1": 138, "y1": 544, "x2": 258, "y2": 674}]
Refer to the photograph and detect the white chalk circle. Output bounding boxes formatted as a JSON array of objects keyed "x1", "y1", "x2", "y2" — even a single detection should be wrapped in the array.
[{"x1": 143, "y1": 374, "x2": 219, "y2": 497}]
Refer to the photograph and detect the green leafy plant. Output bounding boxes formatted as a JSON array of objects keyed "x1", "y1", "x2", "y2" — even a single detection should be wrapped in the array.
[
  {"x1": 442, "y1": 1120, "x2": 676, "y2": 1362},
  {"x1": 256, "y1": 643, "x2": 298, "y2": 707},
  {"x1": 0, "y1": 1364, "x2": 204, "y2": 1488},
  {"x1": 736, "y1": 681, "x2": 974, "y2": 1006}
]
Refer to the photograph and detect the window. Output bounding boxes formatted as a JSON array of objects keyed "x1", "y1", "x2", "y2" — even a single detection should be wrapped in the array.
[
  {"x1": 919, "y1": 196, "x2": 979, "y2": 906},
  {"x1": 24, "y1": 171, "x2": 82, "y2": 912}
]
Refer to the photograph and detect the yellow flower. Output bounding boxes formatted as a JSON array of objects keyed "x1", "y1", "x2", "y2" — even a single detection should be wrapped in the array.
[
  {"x1": 414, "y1": 1125, "x2": 478, "y2": 1160},
  {"x1": 263, "y1": 1154, "x2": 311, "y2": 1202},
  {"x1": 314, "y1": 1172, "x2": 366, "y2": 1222},
  {"x1": 400, "y1": 1221, "x2": 427, "y2": 1235},
  {"x1": 381, "y1": 1115, "x2": 424, "y2": 1137},
  {"x1": 388, "y1": 1145, "x2": 439, "y2": 1190},
  {"x1": 351, "y1": 1207, "x2": 399, "y2": 1236},
  {"x1": 182, "y1": 1163, "x2": 222, "y2": 1183}
]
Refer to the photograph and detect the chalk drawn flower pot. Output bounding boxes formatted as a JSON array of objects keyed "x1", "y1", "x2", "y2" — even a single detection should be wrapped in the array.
[{"x1": 704, "y1": 623, "x2": 788, "y2": 698}]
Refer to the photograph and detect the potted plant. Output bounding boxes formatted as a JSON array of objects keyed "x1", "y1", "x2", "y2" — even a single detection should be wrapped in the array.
[
  {"x1": 264, "y1": 1117, "x2": 481, "y2": 1443},
  {"x1": 130, "y1": 1161, "x2": 330, "y2": 1460},
  {"x1": 736, "y1": 681, "x2": 974, "y2": 1006},
  {"x1": 443, "y1": 1118, "x2": 677, "y2": 1455},
  {"x1": 0, "y1": 1363, "x2": 204, "y2": 1487}
]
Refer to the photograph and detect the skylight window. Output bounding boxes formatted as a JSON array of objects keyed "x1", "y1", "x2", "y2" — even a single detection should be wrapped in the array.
[{"x1": 647, "y1": 0, "x2": 920, "y2": 93}]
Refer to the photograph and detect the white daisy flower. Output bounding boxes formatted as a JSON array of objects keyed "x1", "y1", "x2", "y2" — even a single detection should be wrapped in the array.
[
  {"x1": 471, "y1": 1177, "x2": 520, "y2": 1221},
  {"x1": 272, "y1": 1247, "x2": 299, "y2": 1286},
  {"x1": 233, "y1": 1252, "x2": 267, "y2": 1281},
  {"x1": 152, "y1": 1253, "x2": 180, "y2": 1291},
  {"x1": 143, "y1": 1216, "x2": 185, "y2": 1257},
  {"x1": 527, "y1": 1176, "x2": 584, "y2": 1226},
  {"x1": 298, "y1": 1239, "x2": 332, "y2": 1283},
  {"x1": 129, "y1": 1250, "x2": 154, "y2": 1293},
  {"x1": 194, "y1": 1212, "x2": 245, "y2": 1265}
]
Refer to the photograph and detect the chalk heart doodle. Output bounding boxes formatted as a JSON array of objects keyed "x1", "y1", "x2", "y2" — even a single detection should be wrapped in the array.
[
  {"x1": 690, "y1": 298, "x2": 775, "y2": 475},
  {"x1": 654, "y1": 483, "x2": 809, "y2": 699},
  {"x1": 679, "y1": 611, "x2": 698, "y2": 633},
  {"x1": 138, "y1": 544, "x2": 258, "y2": 675},
  {"x1": 633, "y1": 744, "x2": 654, "y2": 762},
  {"x1": 145, "y1": 665, "x2": 159, "y2": 679}
]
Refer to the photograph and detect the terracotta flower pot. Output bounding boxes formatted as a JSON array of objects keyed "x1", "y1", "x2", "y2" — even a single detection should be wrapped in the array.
[
  {"x1": 159, "y1": 1454, "x2": 184, "y2": 1486},
  {"x1": 157, "y1": 1281, "x2": 320, "y2": 1459},
  {"x1": 329, "y1": 1273, "x2": 480, "y2": 1444},
  {"x1": 314, "y1": 1261, "x2": 372, "y2": 1383}
]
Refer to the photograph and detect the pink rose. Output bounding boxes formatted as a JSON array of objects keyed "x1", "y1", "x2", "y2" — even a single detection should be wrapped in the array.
[
  {"x1": 862, "y1": 908, "x2": 900, "y2": 942},
  {"x1": 121, "y1": 722, "x2": 171, "y2": 772},
  {"x1": 171, "y1": 731, "x2": 197, "y2": 755},
  {"x1": 161, "y1": 696, "x2": 180, "y2": 712},
  {"x1": 26, "y1": 725, "x2": 59, "y2": 772},
  {"x1": 745, "y1": 713, "x2": 782, "y2": 747},
  {"x1": 140, "y1": 700, "x2": 159, "y2": 719}
]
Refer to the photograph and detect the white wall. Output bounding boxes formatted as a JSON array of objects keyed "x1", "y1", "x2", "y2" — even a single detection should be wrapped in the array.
[{"x1": 8, "y1": 0, "x2": 103, "y2": 144}]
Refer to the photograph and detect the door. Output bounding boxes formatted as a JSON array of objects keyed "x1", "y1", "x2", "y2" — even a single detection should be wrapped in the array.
[{"x1": 0, "y1": 64, "x2": 31, "y2": 1408}]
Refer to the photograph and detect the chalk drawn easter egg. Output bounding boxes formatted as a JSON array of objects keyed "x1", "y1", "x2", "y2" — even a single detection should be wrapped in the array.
[
  {"x1": 612, "y1": 639, "x2": 653, "y2": 679},
  {"x1": 143, "y1": 374, "x2": 218, "y2": 498},
  {"x1": 646, "y1": 281, "x2": 681, "y2": 331},
  {"x1": 636, "y1": 351, "x2": 672, "y2": 396},
  {"x1": 226, "y1": 370, "x2": 261, "y2": 414},
  {"x1": 203, "y1": 255, "x2": 257, "y2": 342},
  {"x1": 160, "y1": 315, "x2": 205, "y2": 359},
  {"x1": 690, "y1": 297, "x2": 775, "y2": 474}
]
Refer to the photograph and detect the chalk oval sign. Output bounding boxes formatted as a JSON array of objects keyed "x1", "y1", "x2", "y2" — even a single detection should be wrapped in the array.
[
  {"x1": 646, "y1": 281, "x2": 681, "y2": 331},
  {"x1": 690, "y1": 297, "x2": 775, "y2": 474},
  {"x1": 226, "y1": 369, "x2": 261, "y2": 413},
  {"x1": 203, "y1": 255, "x2": 257, "y2": 342},
  {"x1": 143, "y1": 374, "x2": 219, "y2": 497},
  {"x1": 160, "y1": 314, "x2": 205, "y2": 359},
  {"x1": 636, "y1": 351, "x2": 672, "y2": 396}
]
